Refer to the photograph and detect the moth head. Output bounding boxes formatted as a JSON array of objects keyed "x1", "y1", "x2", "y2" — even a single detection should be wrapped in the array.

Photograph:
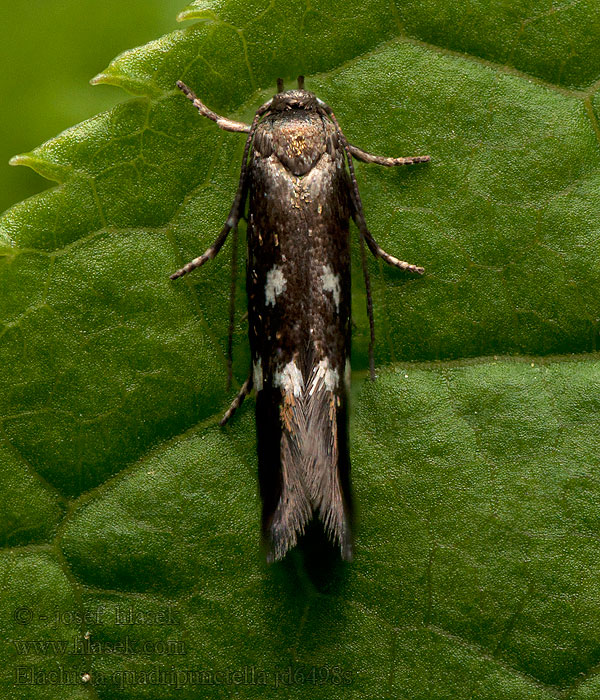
[{"x1": 271, "y1": 76, "x2": 317, "y2": 111}]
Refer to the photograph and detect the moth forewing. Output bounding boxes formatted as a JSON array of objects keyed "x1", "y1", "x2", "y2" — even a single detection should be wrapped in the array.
[{"x1": 171, "y1": 78, "x2": 428, "y2": 562}]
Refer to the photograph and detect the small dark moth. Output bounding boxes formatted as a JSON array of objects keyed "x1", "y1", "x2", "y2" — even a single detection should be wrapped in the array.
[{"x1": 171, "y1": 76, "x2": 428, "y2": 562}]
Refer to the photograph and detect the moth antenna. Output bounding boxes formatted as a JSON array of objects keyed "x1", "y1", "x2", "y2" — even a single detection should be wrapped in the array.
[
  {"x1": 235, "y1": 99, "x2": 273, "y2": 211},
  {"x1": 222, "y1": 96, "x2": 272, "y2": 301},
  {"x1": 227, "y1": 222, "x2": 239, "y2": 389},
  {"x1": 217, "y1": 96, "x2": 272, "y2": 368},
  {"x1": 169, "y1": 98, "x2": 271, "y2": 281},
  {"x1": 359, "y1": 234, "x2": 376, "y2": 380},
  {"x1": 297, "y1": 75, "x2": 305, "y2": 89},
  {"x1": 317, "y1": 103, "x2": 362, "y2": 220},
  {"x1": 277, "y1": 78, "x2": 284, "y2": 93},
  {"x1": 316, "y1": 100, "x2": 376, "y2": 378}
]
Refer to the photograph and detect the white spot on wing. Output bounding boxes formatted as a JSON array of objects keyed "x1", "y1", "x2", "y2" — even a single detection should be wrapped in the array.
[
  {"x1": 265, "y1": 266, "x2": 287, "y2": 306},
  {"x1": 309, "y1": 358, "x2": 339, "y2": 395},
  {"x1": 274, "y1": 360, "x2": 303, "y2": 397},
  {"x1": 253, "y1": 359, "x2": 263, "y2": 391},
  {"x1": 321, "y1": 265, "x2": 341, "y2": 310}
]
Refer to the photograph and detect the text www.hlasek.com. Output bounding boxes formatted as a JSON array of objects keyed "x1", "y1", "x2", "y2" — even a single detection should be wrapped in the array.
[{"x1": 12, "y1": 636, "x2": 185, "y2": 656}]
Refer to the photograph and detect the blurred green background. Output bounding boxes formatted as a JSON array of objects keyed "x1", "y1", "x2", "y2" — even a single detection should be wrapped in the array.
[{"x1": 0, "y1": 0, "x2": 184, "y2": 214}]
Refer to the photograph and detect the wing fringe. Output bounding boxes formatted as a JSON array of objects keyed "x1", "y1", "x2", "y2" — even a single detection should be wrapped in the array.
[{"x1": 267, "y1": 357, "x2": 353, "y2": 561}]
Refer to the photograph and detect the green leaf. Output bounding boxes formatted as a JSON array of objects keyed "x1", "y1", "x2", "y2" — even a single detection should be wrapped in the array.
[
  {"x1": 0, "y1": 0, "x2": 194, "y2": 214},
  {"x1": 2, "y1": 1, "x2": 600, "y2": 698}
]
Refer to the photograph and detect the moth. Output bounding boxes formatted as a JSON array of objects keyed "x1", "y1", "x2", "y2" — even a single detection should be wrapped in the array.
[{"x1": 171, "y1": 77, "x2": 428, "y2": 562}]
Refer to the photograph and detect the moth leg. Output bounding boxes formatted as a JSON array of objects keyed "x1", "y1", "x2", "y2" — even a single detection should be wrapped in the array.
[
  {"x1": 347, "y1": 157, "x2": 424, "y2": 274},
  {"x1": 317, "y1": 101, "x2": 424, "y2": 274},
  {"x1": 169, "y1": 135, "x2": 248, "y2": 281},
  {"x1": 170, "y1": 217, "x2": 237, "y2": 280},
  {"x1": 169, "y1": 93, "x2": 247, "y2": 280},
  {"x1": 219, "y1": 374, "x2": 253, "y2": 426},
  {"x1": 226, "y1": 224, "x2": 239, "y2": 389},
  {"x1": 176, "y1": 81, "x2": 251, "y2": 133},
  {"x1": 359, "y1": 234, "x2": 376, "y2": 381},
  {"x1": 348, "y1": 144, "x2": 430, "y2": 167},
  {"x1": 171, "y1": 91, "x2": 272, "y2": 281},
  {"x1": 352, "y1": 207, "x2": 425, "y2": 274}
]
